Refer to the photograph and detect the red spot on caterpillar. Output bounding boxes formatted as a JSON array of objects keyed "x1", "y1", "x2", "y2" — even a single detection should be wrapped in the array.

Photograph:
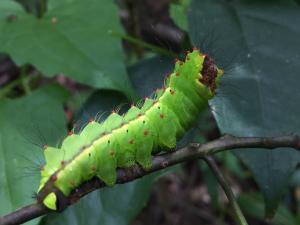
[
  {"x1": 179, "y1": 61, "x2": 183, "y2": 66},
  {"x1": 101, "y1": 132, "x2": 106, "y2": 137},
  {"x1": 68, "y1": 131, "x2": 73, "y2": 136},
  {"x1": 129, "y1": 139, "x2": 134, "y2": 145},
  {"x1": 51, "y1": 175, "x2": 57, "y2": 182},
  {"x1": 109, "y1": 150, "x2": 115, "y2": 156},
  {"x1": 160, "y1": 114, "x2": 165, "y2": 119},
  {"x1": 143, "y1": 130, "x2": 149, "y2": 136},
  {"x1": 176, "y1": 72, "x2": 180, "y2": 77},
  {"x1": 186, "y1": 56, "x2": 190, "y2": 61},
  {"x1": 43, "y1": 144, "x2": 48, "y2": 150},
  {"x1": 91, "y1": 165, "x2": 97, "y2": 172},
  {"x1": 120, "y1": 122, "x2": 124, "y2": 127},
  {"x1": 170, "y1": 89, "x2": 175, "y2": 95},
  {"x1": 137, "y1": 113, "x2": 142, "y2": 118},
  {"x1": 89, "y1": 118, "x2": 94, "y2": 122},
  {"x1": 70, "y1": 180, "x2": 75, "y2": 187},
  {"x1": 186, "y1": 50, "x2": 190, "y2": 54},
  {"x1": 60, "y1": 160, "x2": 65, "y2": 166}
]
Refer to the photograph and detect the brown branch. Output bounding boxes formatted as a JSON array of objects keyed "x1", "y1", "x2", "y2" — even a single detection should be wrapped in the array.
[
  {"x1": 204, "y1": 156, "x2": 248, "y2": 225},
  {"x1": 1, "y1": 134, "x2": 300, "y2": 225}
]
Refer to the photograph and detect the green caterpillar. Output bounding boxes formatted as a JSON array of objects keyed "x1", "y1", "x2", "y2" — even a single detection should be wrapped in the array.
[{"x1": 37, "y1": 49, "x2": 223, "y2": 210}]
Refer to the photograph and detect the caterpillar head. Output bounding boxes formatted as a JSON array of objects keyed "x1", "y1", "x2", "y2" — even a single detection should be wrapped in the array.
[{"x1": 199, "y1": 54, "x2": 223, "y2": 94}]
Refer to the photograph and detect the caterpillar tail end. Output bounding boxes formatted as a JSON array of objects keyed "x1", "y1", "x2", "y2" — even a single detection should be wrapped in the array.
[{"x1": 43, "y1": 192, "x2": 57, "y2": 210}]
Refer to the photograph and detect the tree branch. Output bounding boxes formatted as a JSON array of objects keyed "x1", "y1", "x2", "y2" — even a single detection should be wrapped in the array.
[
  {"x1": 1, "y1": 134, "x2": 300, "y2": 225},
  {"x1": 204, "y1": 156, "x2": 248, "y2": 225}
]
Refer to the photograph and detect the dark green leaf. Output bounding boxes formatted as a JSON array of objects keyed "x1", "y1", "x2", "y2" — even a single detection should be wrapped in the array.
[
  {"x1": 128, "y1": 55, "x2": 174, "y2": 98},
  {"x1": 74, "y1": 90, "x2": 129, "y2": 131},
  {"x1": 188, "y1": 0, "x2": 300, "y2": 216},
  {"x1": 170, "y1": 0, "x2": 190, "y2": 30}
]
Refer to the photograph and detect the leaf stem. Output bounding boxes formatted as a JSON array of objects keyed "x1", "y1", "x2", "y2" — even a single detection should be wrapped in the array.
[
  {"x1": 20, "y1": 65, "x2": 31, "y2": 95},
  {"x1": 109, "y1": 30, "x2": 176, "y2": 57},
  {"x1": 38, "y1": 0, "x2": 46, "y2": 18},
  {"x1": 0, "y1": 72, "x2": 37, "y2": 99}
]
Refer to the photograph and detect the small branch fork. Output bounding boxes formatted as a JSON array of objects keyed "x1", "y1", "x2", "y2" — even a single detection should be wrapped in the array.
[{"x1": 1, "y1": 134, "x2": 300, "y2": 225}]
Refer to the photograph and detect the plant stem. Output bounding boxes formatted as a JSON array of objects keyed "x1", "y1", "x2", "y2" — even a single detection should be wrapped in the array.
[
  {"x1": 204, "y1": 156, "x2": 249, "y2": 225},
  {"x1": 38, "y1": 0, "x2": 46, "y2": 18},
  {"x1": 109, "y1": 30, "x2": 176, "y2": 57},
  {"x1": 20, "y1": 65, "x2": 31, "y2": 95},
  {"x1": 0, "y1": 72, "x2": 38, "y2": 98}
]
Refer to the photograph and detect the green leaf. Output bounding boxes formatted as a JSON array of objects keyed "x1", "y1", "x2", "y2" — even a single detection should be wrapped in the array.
[
  {"x1": 170, "y1": 0, "x2": 190, "y2": 30},
  {"x1": 188, "y1": 0, "x2": 300, "y2": 216},
  {"x1": 0, "y1": 0, "x2": 23, "y2": 19},
  {"x1": 0, "y1": 85, "x2": 68, "y2": 224},
  {"x1": 0, "y1": 0, "x2": 134, "y2": 97}
]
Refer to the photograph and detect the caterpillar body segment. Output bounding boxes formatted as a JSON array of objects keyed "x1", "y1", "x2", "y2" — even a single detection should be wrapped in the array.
[{"x1": 37, "y1": 49, "x2": 223, "y2": 210}]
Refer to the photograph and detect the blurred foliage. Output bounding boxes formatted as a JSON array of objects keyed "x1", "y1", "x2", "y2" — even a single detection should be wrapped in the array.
[{"x1": 0, "y1": 0, "x2": 300, "y2": 224}]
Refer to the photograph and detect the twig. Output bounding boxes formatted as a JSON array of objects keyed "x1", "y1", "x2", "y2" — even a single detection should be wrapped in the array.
[
  {"x1": 1, "y1": 134, "x2": 300, "y2": 225},
  {"x1": 108, "y1": 30, "x2": 175, "y2": 57},
  {"x1": 204, "y1": 156, "x2": 248, "y2": 225}
]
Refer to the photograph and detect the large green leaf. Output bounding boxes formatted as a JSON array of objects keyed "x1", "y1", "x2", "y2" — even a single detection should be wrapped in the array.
[
  {"x1": 170, "y1": 0, "x2": 190, "y2": 30},
  {"x1": 188, "y1": 0, "x2": 300, "y2": 216},
  {"x1": 0, "y1": 0, "x2": 134, "y2": 96},
  {"x1": 0, "y1": 85, "x2": 68, "y2": 224}
]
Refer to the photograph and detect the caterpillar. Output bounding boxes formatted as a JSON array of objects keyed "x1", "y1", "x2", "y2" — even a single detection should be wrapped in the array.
[{"x1": 37, "y1": 49, "x2": 223, "y2": 210}]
